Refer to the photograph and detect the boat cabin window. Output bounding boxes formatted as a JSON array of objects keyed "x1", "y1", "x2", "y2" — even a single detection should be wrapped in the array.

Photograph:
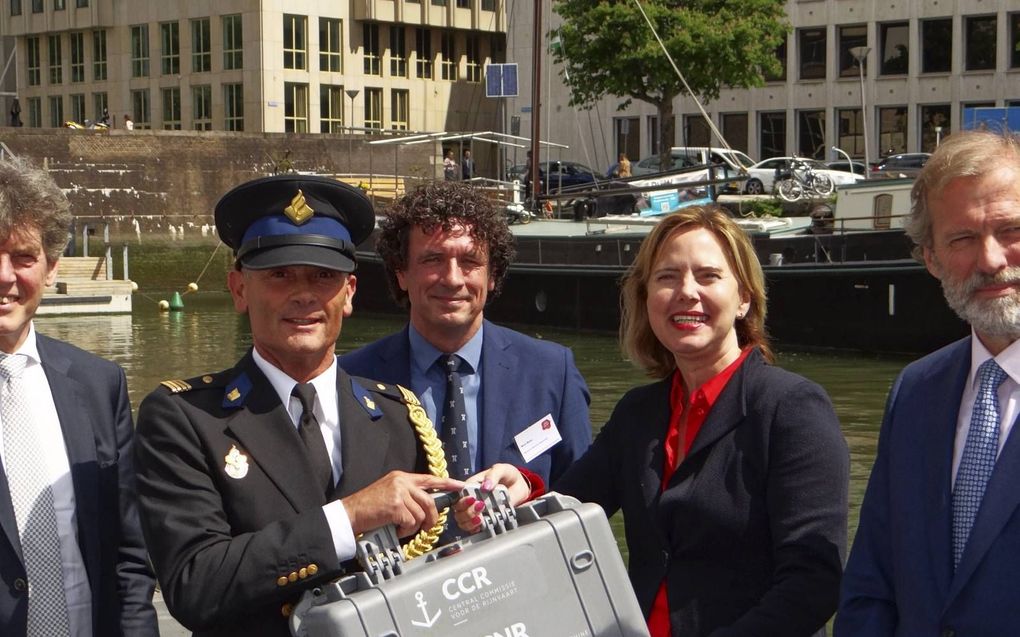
[{"x1": 873, "y1": 194, "x2": 893, "y2": 229}]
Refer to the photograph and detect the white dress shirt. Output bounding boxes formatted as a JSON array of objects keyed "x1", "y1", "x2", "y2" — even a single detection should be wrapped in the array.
[
  {"x1": 250, "y1": 348, "x2": 356, "y2": 561},
  {"x1": 0, "y1": 324, "x2": 92, "y2": 637},
  {"x1": 951, "y1": 333, "x2": 1020, "y2": 484}
]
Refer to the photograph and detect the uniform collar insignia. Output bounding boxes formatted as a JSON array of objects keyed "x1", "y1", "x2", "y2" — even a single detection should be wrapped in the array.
[
  {"x1": 351, "y1": 378, "x2": 383, "y2": 421},
  {"x1": 223, "y1": 372, "x2": 253, "y2": 409}
]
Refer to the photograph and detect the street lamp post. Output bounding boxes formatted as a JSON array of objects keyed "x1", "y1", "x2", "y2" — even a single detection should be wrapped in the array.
[
  {"x1": 849, "y1": 46, "x2": 871, "y2": 178},
  {"x1": 345, "y1": 88, "x2": 360, "y2": 170},
  {"x1": 935, "y1": 125, "x2": 943, "y2": 147},
  {"x1": 831, "y1": 146, "x2": 855, "y2": 175}
]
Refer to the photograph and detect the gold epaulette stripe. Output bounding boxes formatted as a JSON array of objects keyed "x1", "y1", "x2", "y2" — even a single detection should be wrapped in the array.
[
  {"x1": 398, "y1": 383, "x2": 449, "y2": 560},
  {"x1": 160, "y1": 379, "x2": 193, "y2": 393}
]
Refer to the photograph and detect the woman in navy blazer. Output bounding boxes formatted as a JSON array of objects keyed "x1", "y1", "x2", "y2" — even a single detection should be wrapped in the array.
[{"x1": 463, "y1": 207, "x2": 848, "y2": 636}]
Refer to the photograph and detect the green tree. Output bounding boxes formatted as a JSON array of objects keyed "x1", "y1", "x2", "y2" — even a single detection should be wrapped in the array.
[{"x1": 552, "y1": 0, "x2": 788, "y2": 167}]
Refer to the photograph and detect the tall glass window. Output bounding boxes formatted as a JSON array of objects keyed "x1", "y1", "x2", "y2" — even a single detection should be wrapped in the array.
[
  {"x1": 193, "y1": 85, "x2": 212, "y2": 130},
  {"x1": 920, "y1": 104, "x2": 950, "y2": 152},
  {"x1": 465, "y1": 34, "x2": 481, "y2": 83},
  {"x1": 283, "y1": 14, "x2": 307, "y2": 70},
  {"x1": 26, "y1": 37, "x2": 41, "y2": 86},
  {"x1": 759, "y1": 111, "x2": 786, "y2": 158},
  {"x1": 162, "y1": 86, "x2": 181, "y2": 129},
  {"x1": 11, "y1": 0, "x2": 21, "y2": 16},
  {"x1": 921, "y1": 18, "x2": 952, "y2": 73},
  {"x1": 415, "y1": 28, "x2": 432, "y2": 79},
  {"x1": 131, "y1": 88, "x2": 150, "y2": 128},
  {"x1": 1011, "y1": 13, "x2": 1020, "y2": 69},
  {"x1": 391, "y1": 89, "x2": 409, "y2": 130},
  {"x1": 160, "y1": 22, "x2": 180, "y2": 75},
  {"x1": 284, "y1": 82, "x2": 308, "y2": 132},
  {"x1": 965, "y1": 15, "x2": 997, "y2": 71},
  {"x1": 798, "y1": 27, "x2": 826, "y2": 80},
  {"x1": 223, "y1": 15, "x2": 243, "y2": 70},
  {"x1": 49, "y1": 95, "x2": 63, "y2": 127},
  {"x1": 363, "y1": 24, "x2": 380, "y2": 75},
  {"x1": 837, "y1": 108, "x2": 865, "y2": 157},
  {"x1": 797, "y1": 110, "x2": 826, "y2": 159},
  {"x1": 390, "y1": 26, "x2": 407, "y2": 77},
  {"x1": 721, "y1": 113, "x2": 748, "y2": 154},
  {"x1": 320, "y1": 18, "x2": 342, "y2": 72},
  {"x1": 364, "y1": 87, "x2": 382, "y2": 130},
  {"x1": 48, "y1": 35, "x2": 62, "y2": 84},
  {"x1": 192, "y1": 18, "x2": 211, "y2": 73},
  {"x1": 92, "y1": 91, "x2": 107, "y2": 121},
  {"x1": 879, "y1": 22, "x2": 908, "y2": 75},
  {"x1": 320, "y1": 84, "x2": 344, "y2": 133},
  {"x1": 69, "y1": 32, "x2": 84, "y2": 82},
  {"x1": 878, "y1": 106, "x2": 907, "y2": 156},
  {"x1": 224, "y1": 83, "x2": 243, "y2": 131},
  {"x1": 92, "y1": 30, "x2": 107, "y2": 80},
  {"x1": 70, "y1": 93, "x2": 85, "y2": 123},
  {"x1": 131, "y1": 25, "x2": 150, "y2": 77},
  {"x1": 27, "y1": 98, "x2": 41, "y2": 127},
  {"x1": 838, "y1": 24, "x2": 867, "y2": 78},
  {"x1": 440, "y1": 31, "x2": 457, "y2": 80}
]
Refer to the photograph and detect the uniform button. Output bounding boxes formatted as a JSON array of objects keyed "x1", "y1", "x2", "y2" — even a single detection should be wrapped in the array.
[
  {"x1": 13, "y1": 578, "x2": 27, "y2": 592},
  {"x1": 298, "y1": 568, "x2": 308, "y2": 579},
  {"x1": 288, "y1": 572, "x2": 298, "y2": 583},
  {"x1": 276, "y1": 576, "x2": 288, "y2": 587},
  {"x1": 307, "y1": 564, "x2": 319, "y2": 575},
  {"x1": 281, "y1": 603, "x2": 293, "y2": 618}
]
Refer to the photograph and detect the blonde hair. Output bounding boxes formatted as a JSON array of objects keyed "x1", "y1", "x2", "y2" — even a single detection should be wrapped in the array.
[{"x1": 620, "y1": 206, "x2": 772, "y2": 378}]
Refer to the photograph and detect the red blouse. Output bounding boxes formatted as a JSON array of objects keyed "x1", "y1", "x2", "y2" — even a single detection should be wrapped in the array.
[{"x1": 647, "y1": 348, "x2": 753, "y2": 637}]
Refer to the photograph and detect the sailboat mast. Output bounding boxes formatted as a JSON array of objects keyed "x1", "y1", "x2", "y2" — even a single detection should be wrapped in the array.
[{"x1": 529, "y1": 0, "x2": 542, "y2": 210}]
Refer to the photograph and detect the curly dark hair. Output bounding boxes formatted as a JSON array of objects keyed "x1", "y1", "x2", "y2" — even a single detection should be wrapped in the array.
[{"x1": 376, "y1": 181, "x2": 516, "y2": 308}]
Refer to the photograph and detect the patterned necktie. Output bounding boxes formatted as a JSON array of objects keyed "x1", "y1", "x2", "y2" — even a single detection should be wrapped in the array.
[
  {"x1": 292, "y1": 383, "x2": 334, "y2": 498},
  {"x1": 440, "y1": 354, "x2": 472, "y2": 480},
  {"x1": 952, "y1": 358, "x2": 1009, "y2": 569},
  {"x1": 0, "y1": 353, "x2": 70, "y2": 636}
]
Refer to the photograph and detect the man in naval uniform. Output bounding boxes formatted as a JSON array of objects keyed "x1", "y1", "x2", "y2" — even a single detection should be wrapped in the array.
[{"x1": 133, "y1": 175, "x2": 464, "y2": 637}]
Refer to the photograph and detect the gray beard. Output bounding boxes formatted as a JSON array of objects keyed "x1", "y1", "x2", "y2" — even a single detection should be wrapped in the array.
[{"x1": 939, "y1": 265, "x2": 1020, "y2": 342}]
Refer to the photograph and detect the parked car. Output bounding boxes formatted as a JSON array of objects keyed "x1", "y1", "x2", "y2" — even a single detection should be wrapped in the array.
[
  {"x1": 825, "y1": 159, "x2": 871, "y2": 176},
  {"x1": 631, "y1": 147, "x2": 755, "y2": 176},
  {"x1": 506, "y1": 160, "x2": 598, "y2": 192},
  {"x1": 744, "y1": 157, "x2": 864, "y2": 194},
  {"x1": 872, "y1": 152, "x2": 931, "y2": 179}
]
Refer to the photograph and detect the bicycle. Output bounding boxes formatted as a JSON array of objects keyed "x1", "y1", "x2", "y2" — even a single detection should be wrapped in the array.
[{"x1": 775, "y1": 159, "x2": 835, "y2": 202}]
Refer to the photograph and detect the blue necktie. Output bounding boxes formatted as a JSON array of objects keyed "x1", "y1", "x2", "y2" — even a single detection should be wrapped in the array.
[
  {"x1": 440, "y1": 354, "x2": 472, "y2": 480},
  {"x1": 952, "y1": 358, "x2": 1009, "y2": 569}
]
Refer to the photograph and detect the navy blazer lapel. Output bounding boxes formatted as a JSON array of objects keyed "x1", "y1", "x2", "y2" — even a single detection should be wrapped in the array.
[
  {"x1": 335, "y1": 368, "x2": 391, "y2": 496},
  {"x1": 225, "y1": 354, "x2": 326, "y2": 511},
  {"x1": 920, "y1": 340, "x2": 970, "y2": 602},
  {"x1": 681, "y1": 351, "x2": 756, "y2": 463},
  {"x1": 643, "y1": 379, "x2": 673, "y2": 509},
  {"x1": 479, "y1": 323, "x2": 517, "y2": 469}
]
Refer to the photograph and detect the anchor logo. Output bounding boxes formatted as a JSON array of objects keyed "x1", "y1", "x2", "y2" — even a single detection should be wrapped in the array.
[{"x1": 410, "y1": 591, "x2": 441, "y2": 628}]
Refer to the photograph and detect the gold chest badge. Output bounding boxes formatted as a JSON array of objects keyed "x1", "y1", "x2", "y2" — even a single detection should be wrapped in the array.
[{"x1": 224, "y1": 445, "x2": 249, "y2": 479}]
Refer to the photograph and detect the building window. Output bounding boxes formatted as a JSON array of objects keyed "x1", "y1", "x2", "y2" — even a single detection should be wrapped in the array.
[
  {"x1": 131, "y1": 88, "x2": 150, "y2": 128},
  {"x1": 69, "y1": 32, "x2": 84, "y2": 82},
  {"x1": 920, "y1": 104, "x2": 950, "y2": 152},
  {"x1": 76, "y1": 0, "x2": 85, "y2": 6},
  {"x1": 465, "y1": 34, "x2": 481, "y2": 83},
  {"x1": 193, "y1": 84, "x2": 212, "y2": 130},
  {"x1": 48, "y1": 35, "x2": 62, "y2": 84},
  {"x1": 921, "y1": 18, "x2": 952, "y2": 74},
  {"x1": 647, "y1": 115, "x2": 660, "y2": 156},
  {"x1": 160, "y1": 22, "x2": 180, "y2": 75},
  {"x1": 390, "y1": 25, "x2": 407, "y2": 77},
  {"x1": 682, "y1": 115, "x2": 709, "y2": 147},
  {"x1": 721, "y1": 113, "x2": 748, "y2": 154},
  {"x1": 31, "y1": 0, "x2": 40, "y2": 12},
  {"x1": 391, "y1": 89, "x2": 409, "y2": 130},
  {"x1": 965, "y1": 15, "x2": 997, "y2": 71},
  {"x1": 93, "y1": 30, "x2": 107, "y2": 80},
  {"x1": 70, "y1": 93, "x2": 85, "y2": 123},
  {"x1": 92, "y1": 91, "x2": 106, "y2": 121},
  {"x1": 877, "y1": 106, "x2": 907, "y2": 156},
  {"x1": 11, "y1": 0, "x2": 21, "y2": 16},
  {"x1": 54, "y1": 0, "x2": 64, "y2": 9},
  {"x1": 27, "y1": 97, "x2": 41, "y2": 127},
  {"x1": 363, "y1": 24, "x2": 381, "y2": 75},
  {"x1": 49, "y1": 95, "x2": 62, "y2": 127},
  {"x1": 837, "y1": 108, "x2": 865, "y2": 158},
  {"x1": 283, "y1": 14, "x2": 307, "y2": 70},
  {"x1": 26, "y1": 37, "x2": 41, "y2": 86},
  {"x1": 797, "y1": 110, "x2": 825, "y2": 159},
  {"x1": 440, "y1": 31, "x2": 457, "y2": 80},
  {"x1": 879, "y1": 22, "x2": 908, "y2": 75},
  {"x1": 284, "y1": 82, "x2": 308, "y2": 132},
  {"x1": 618, "y1": 116, "x2": 642, "y2": 160},
  {"x1": 162, "y1": 87, "x2": 181, "y2": 129},
  {"x1": 415, "y1": 28, "x2": 432, "y2": 79},
  {"x1": 224, "y1": 83, "x2": 243, "y2": 131},
  {"x1": 456, "y1": 0, "x2": 468, "y2": 7},
  {"x1": 131, "y1": 25, "x2": 150, "y2": 77},
  {"x1": 759, "y1": 111, "x2": 786, "y2": 158},
  {"x1": 838, "y1": 25, "x2": 867, "y2": 78},
  {"x1": 798, "y1": 27, "x2": 826, "y2": 80},
  {"x1": 490, "y1": 33, "x2": 505, "y2": 63},
  {"x1": 320, "y1": 18, "x2": 342, "y2": 73},
  {"x1": 364, "y1": 87, "x2": 382, "y2": 130},
  {"x1": 482, "y1": 0, "x2": 494, "y2": 9},
  {"x1": 320, "y1": 84, "x2": 344, "y2": 133},
  {"x1": 765, "y1": 36, "x2": 787, "y2": 82},
  {"x1": 192, "y1": 18, "x2": 211, "y2": 73},
  {"x1": 1012, "y1": 13, "x2": 1020, "y2": 69},
  {"x1": 223, "y1": 14, "x2": 242, "y2": 70}
]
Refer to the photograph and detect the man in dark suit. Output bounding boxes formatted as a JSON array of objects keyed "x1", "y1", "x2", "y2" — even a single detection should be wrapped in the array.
[
  {"x1": 837, "y1": 130, "x2": 1020, "y2": 634},
  {"x1": 0, "y1": 157, "x2": 157, "y2": 636},
  {"x1": 134, "y1": 175, "x2": 464, "y2": 637},
  {"x1": 341, "y1": 181, "x2": 591, "y2": 487}
]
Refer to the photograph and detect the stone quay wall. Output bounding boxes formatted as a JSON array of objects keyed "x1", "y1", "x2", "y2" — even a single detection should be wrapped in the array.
[{"x1": 0, "y1": 128, "x2": 439, "y2": 245}]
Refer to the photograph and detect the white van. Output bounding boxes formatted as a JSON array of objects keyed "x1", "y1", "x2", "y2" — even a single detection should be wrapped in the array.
[{"x1": 632, "y1": 146, "x2": 756, "y2": 176}]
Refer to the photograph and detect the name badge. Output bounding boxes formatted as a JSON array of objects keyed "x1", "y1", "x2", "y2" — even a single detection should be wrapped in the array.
[{"x1": 514, "y1": 413, "x2": 562, "y2": 463}]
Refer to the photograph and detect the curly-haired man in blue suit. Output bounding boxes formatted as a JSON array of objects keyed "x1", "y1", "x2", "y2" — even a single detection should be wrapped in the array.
[{"x1": 341, "y1": 181, "x2": 591, "y2": 487}]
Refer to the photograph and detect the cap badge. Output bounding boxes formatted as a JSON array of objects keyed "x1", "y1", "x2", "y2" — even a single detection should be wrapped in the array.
[
  {"x1": 224, "y1": 445, "x2": 249, "y2": 479},
  {"x1": 284, "y1": 190, "x2": 314, "y2": 225}
]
